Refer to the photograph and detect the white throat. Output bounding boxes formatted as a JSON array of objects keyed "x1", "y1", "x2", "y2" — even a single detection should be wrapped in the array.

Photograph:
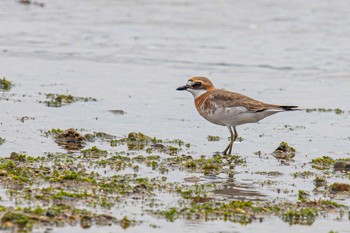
[{"x1": 186, "y1": 89, "x2": 207, "y2": 99}]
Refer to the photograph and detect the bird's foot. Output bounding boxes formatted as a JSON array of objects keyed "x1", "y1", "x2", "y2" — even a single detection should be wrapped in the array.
[{"x1": 221, "y1": 150, "x2": 232, "y2": 156}]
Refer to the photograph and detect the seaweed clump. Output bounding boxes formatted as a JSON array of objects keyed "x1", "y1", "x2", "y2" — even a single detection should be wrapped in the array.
[
  {"x1": 329, "y1": 183, "x2": 350, "y2": 193},
  {"x1": 0, "y1": 78, "x2": 12, "y2": 91},
  {"x1": 207, "y1": 135, "x2": 220, "y2": 141},
  {"x1": 272, "y1": 142, "x2": 296, "y2": 159},
  {"x1": 1, "y1": 211, "x2": 30, "y2": 230},
  {"x1": 40, "y1": 93, "x2": 97, "y2": 107},
  {"x1": 281, "y1": 208, "x2": 317, "y2": 225},
  {"x1": 57, "y1": 128, "x2": 86, "y2": 150},
  {"x1": 0, "y1": 137, "x2": 5, "y2": 146},
  {"x1": 305, "y1": 108, "x2": 345, "y2": 115},
  {"x1": 333, "y1": 160, "x2": 350, "y2": 172},
  {"x1": 45, "y1": 128, "x2": 86, "y2": 151},
  {"x1": 314, "y1": 176, "x2": 327, "y2": 188},
  {"x1": 311, "y1": 156, "x2": 335, "y2": 170}
]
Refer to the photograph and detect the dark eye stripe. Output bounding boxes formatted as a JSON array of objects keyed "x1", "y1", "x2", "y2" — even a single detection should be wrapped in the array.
[{"x1": 194, "y1": 82, "x2": 202, "y2": 87}]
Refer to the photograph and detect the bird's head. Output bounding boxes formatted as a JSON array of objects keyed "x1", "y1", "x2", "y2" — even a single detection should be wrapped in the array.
[{"x1": 176, "y1": 77, "x2": 215, "y2": 98}]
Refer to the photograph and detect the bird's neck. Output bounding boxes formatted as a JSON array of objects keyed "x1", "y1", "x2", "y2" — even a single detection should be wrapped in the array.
[
  {"x1": 188, "y1": 87, "x2": 215, "y2": 99},
  {"x1": 187, "y1": 89, "x2": 207, "y2": 99}
]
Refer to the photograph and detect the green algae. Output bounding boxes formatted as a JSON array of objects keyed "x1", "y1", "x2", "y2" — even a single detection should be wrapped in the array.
[
  {"x1": 0, "y1": 205, "x2": 116, "y2": 231},
  {"x1": 321, "y1": 200, "x2": 343, "y2": 208},
  {"x1": 311, "y1": 156, "x2": 350, "y2": 172},
  {"x1": 305, "y1": 108, "x2": 345, "y2": 115},
  {"x1": 119, "y1": 216, "x2": 136, "y2": 229},
  {"x1": 0, "y1": 150, "x2": 170, "y2": 216},
  {"x1": 17, "y1": 116, "x2": 35, "y2": 123},
  {"x1": 314, "y1": 176, "x2": 327, "y2": 187},
  {"x1": 293, "y1": 171, "x2": 315, "y2": 179},
  {"x1": 42, "y1": 128, "x2": 64, "y2": 137},
  {"x1": 282, "y1": 208, "x2": 317, "y2": 225},
  {"x1": 128, "y1": 132, "x2": 153, "y2": 141},
  {"x1": 109, "y1": 133, "x2": 189, "y2": 155},
  {"x1": 0, "y1": 78, "x2": 12, "y2": 91},
  {"x1": 333, "y1": 160, "x2": 350, "y2": 172},
  {"x1": 273, "y1": 141, "x2": 296, "y2": 159},
  {"x1": 82, "y1": 146, "x2": 108, "y2": 158},
  {"x1": 110, "y1": 132, "x2": 154, "y2": 150},
  {"x1": 298, "y1": 190, "x2": 310, "y2": 201},
  {"x1": 207, "y1": 135, "x2": 220, "y2": 141},
  {"x1": 254, "y1": 171, "x2": 284, "y2": 177},
  {"x1": 44, "y1": 128, "x2": 87, "y2": 150},
  {"x1": 155, "y1": 200, "x2": 334, "y2": 226},
  {"x1": 0, "y1": 137, "x2": 5, "y2": 146},
  {"x1": 0, "y1": 130, "x2": 349, "y2": 232},
  {"x1": 284, "y1": 124, "x2": 306, "y2": 131},
  {"x1": 163, "y1": 208, "x2": 177, "y2": 222},
  {"x1": 330, "y1": 182, "x2": 350, "y2": 193},
  {"x1": 39, "y1": 93, "x2": 97, "y2": 107},
  {"x1": 83, "y1": 132, "x2": 116, "y2": 143},
  {"x1": 164, "y1": 153, "x2": 244, "y2": 175},
  {"x1": 1, "y1": 211, "x2": 30, "y2": 227},
  {"x1": 311, "y1": 156, "x2": 335, "y2": 170}
]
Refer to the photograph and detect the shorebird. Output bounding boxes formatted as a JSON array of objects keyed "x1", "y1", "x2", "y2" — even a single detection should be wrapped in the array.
[{"x1": 176, "y1": 77, "x2": 300, "y2": 155}]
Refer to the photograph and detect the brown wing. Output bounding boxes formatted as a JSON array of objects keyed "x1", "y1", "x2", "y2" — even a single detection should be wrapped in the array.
[{"x1": 208, "y1": 89, "x2": 278, "y2": 112}]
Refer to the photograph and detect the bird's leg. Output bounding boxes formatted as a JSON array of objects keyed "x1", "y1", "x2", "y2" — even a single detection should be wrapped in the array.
[
  {"x1": 228, "y1": 127, "x2": 238, "y2": 155},
  {"x1": 223, "y1": 126, "x2": 234, "y2": 155},
  {"x1": 222, "y1": 143, "x2": 231, "y2": 155}
]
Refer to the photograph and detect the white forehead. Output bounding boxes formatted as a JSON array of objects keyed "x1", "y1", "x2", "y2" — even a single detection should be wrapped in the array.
[{"x1": 186, "y1": 80, "x2": 194, "y2": 85}]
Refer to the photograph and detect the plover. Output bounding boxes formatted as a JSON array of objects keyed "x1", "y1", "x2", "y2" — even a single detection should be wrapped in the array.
[{"x1": 176, "y1": 77, "x2": 300, "y2": 155}]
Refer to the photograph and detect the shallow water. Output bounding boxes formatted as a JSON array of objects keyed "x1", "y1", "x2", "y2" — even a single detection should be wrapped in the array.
[{"x1": 1, "y1": 0, "x2": 350, "y2": 232}]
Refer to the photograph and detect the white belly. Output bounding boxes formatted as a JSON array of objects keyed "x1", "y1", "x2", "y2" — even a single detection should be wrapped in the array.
[{"x1": 199, "y1": 106, "x2": 280, "y2": 127}]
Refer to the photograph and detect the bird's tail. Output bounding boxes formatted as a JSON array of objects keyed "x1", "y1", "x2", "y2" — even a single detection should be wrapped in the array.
[
  {"x1": 256, "y1": 105, "x2": 302, "y2": 112},
  {"x1": 279, "y1": 106, "x2": 302, "y2": 111}
]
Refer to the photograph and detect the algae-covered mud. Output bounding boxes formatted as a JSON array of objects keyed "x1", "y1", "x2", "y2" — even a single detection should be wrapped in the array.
[
  {"x1": 0, "y1": 131, "x2": 349, "y2": 233},
  {"x1": 1, "y1": 0, "x2": 350, "y2": 232}
]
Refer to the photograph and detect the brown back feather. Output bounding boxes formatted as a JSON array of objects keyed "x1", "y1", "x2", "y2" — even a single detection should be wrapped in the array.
[{"x1": 197, "y1": 89, "x2": 279, "y2": 112}]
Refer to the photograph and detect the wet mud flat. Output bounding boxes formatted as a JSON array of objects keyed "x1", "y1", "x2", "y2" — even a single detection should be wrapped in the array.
[
  {"x1": 1, "y1": 0, "x2": 350, "y2": 232},
  {"x1": 0, "y1": 121, "x2": 349, "y2": 232},
  {"x1": 1, "y1": 74, "x2": 350, "y2": 233}
]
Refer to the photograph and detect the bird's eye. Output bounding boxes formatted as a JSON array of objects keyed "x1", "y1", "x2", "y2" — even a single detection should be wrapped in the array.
[{"x1": 194, "y1": 82, "x2": 202, "y2": 87}]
